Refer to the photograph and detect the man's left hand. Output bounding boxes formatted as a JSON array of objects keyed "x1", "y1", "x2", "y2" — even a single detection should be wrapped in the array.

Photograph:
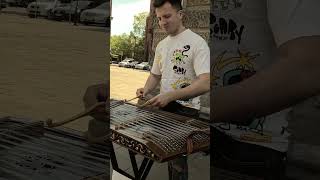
[{"x1": 148, "y1": 92, "x2": 174, "y2": 108}]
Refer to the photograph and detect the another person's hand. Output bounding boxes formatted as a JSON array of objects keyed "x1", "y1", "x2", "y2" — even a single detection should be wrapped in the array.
[{"x1": 83, "y1": 83, "x2": 108, "y2": 121}]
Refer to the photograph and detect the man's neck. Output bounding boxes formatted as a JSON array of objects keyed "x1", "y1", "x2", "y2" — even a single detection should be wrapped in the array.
[{"x1": 169, "y1": 26, "x2": 187, "y2": 37}]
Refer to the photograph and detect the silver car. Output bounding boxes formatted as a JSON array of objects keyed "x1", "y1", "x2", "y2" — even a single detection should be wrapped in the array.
[
  {"x1": 135, "y1": 62, "x2": 150, "y2": 70},
  {"x1": 80, "y1": 2, "x2": 109, "y2": 26},
  {"x1": 118, "y1": 58, "x2": 134, "y2": 67},
  {"x1": 124, "y1": 61, "x2": 139, "y2": 68},
  {"x1": 52, "y1": 0, "x2": 93, "y2": 21}
]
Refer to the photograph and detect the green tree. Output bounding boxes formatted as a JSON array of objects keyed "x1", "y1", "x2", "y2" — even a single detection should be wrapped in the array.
[
  {"x1": 110, "y1": 11, "x2": 148, "y2": 62},
  {"x1": 132, "y1": 12, "x2": 148, "y2": 38},
  {"x1": 110, "y1": 33, "x2": 132, "y2": 60},
  {"x1": 132, "y1": 12, "x2": 148, "y2": 61}
]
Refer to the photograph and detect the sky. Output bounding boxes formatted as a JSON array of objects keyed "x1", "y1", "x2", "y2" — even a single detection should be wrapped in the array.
[{"x1": 111, "y1": 0, "x2": 150, "y2": 36}]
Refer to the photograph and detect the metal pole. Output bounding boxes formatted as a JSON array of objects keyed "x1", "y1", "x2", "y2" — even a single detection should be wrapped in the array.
[
  {"x1": 34, "y1": 0, "x2": 38, "y2": 18},
  {"x1": 73, "y1": 0, "x2": 79, "y2": 26},
  {"x1": 68, "y1": 0, "x2": 72, "y2": 23},
  {"x1": 0, "y1": 0, "x2": 2, "y2": 14}
]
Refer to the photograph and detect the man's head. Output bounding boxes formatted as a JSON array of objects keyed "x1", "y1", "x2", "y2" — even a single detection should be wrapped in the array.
[{"x1": 153, "y1": 0, "x2": 185, "y2": 36}]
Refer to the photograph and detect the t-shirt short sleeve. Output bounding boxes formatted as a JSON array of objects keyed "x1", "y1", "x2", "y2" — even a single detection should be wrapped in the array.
[
  {"x1": 151, "y1": 44, "x2": 162, "y2": 75},
  {"x1": 193, "y1": 39, "x2": 210, "y2": 76},
  {"x1": 267, "y1": 0, "x2": 320, "y2": 47}
]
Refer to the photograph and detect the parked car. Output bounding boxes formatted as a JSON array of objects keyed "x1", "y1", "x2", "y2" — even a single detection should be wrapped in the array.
[
  {"x1": 52, "y1": 0, "x2": 93, "y2": 21},
  {"x1": 118, "y1": 58, "x2": 134, "y2": 67},
  {"x1": 79, "y1": 1, "x2": 109, "y2": 26},
  {"x1": 135, "y1": 62, "x2": 150, "y2": 70},
  {"x1": 124, "y1": 61, "x2": 139, "y2": 68},
  {"x1": 6, "y1": 0, "x2": 16, "y2": 6},
  {"x1": 1, "y1": 0, "x2": 7, "y2": 8},
  {"x1": 17, "y1": 0, "x2": 34, "y2": 7},
  {"x1": 26, "y1": 0, "x2": 67, "y2": 18}
]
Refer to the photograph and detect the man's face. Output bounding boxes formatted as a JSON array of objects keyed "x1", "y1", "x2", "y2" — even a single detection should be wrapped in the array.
[{"x1": 155, "y1": 2, "x2": 182, "y2": 35}]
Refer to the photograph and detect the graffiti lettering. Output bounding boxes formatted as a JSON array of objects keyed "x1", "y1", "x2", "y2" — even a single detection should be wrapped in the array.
[
  {"x1": 173, "y1": 65, "x2": 187, "y2": 75},
  {"x1": 210, "y1": 14, "x2": 244, "y2": 44}
]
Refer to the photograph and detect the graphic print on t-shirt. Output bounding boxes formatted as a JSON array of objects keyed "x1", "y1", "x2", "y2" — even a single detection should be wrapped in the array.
[
  {"x1": 212, "y1": 49, "x2": 259, "y2": 87},
  {"x1": 171, "y1": 77, "x2": 193, "y2": 105},
  {"x1": 171, "y1": 45, "x2": 190, "y2": 65},
  {"x1": 171, "y1": 45, "x2": 191, "y2": 75},
  {"x1": 212, "y1": 49, "x2": 262, "y2": 126},
  {"x1": 213, "y1": 0, "x2": 243, "y2": 15},
  {"x1": 210, "y1": 14, "x2": 245, "y2": 44},
  {"x1": 210, "y1": 1, "x2": 244, "y2": 44}
]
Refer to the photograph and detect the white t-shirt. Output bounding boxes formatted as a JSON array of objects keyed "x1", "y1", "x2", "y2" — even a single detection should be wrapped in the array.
[
  {"x1": 211, "y1": 0, "x2": 289, "y2": 152},
  {"x1": 211, "y1": 0, "x2": 320, "y2": 177},
  {"x1": 151, "y1": 29, "x2": 210, "y2": 110},
  {"x1": 268, "y1": 0, "x2": 320, "y2": 47},
  {"x1": 267, "y1": 0, "x2": 320, "y2": 175}
]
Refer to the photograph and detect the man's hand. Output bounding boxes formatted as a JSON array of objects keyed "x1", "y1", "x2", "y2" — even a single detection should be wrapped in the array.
[
  {"x1": 83, "y1": 83, "x2": 108, "y2": 121},
  {"x1": 148, "y1": 92, "x2": 173, "y2": 108},
  {"x1": 136, "y1": 88, "x2": 145, "y2": 98},
  {"x1": 136, "y1": 73, "x2": 161, "y2": 99}
]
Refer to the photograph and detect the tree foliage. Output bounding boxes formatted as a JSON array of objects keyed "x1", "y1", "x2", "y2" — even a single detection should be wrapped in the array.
[
  {"x1": 133, "y1": 12, "x2": 148, "y2": 38},
  {"x1": 111, "y1": 12, "x2": 148, "y2": 62}
]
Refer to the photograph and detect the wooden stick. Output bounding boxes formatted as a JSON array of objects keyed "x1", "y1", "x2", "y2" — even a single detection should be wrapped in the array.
[
  {"x1": 136, "y1": 100, "x2": 151, "y2": 108},
  {"x1": 125, "y1": 96, "x2": 140, "y2": 102},
  {"x1": 46, "y1": 101, "x2": 106, "y2": 128}
]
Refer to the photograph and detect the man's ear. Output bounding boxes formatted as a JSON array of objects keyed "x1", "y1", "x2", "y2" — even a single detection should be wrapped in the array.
[{"x1": 178, "y1": 10, "x2": 184, "y2": 19}]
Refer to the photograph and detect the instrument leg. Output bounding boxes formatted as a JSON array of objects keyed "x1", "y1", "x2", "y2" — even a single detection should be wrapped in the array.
[
  {"x1": 129, "y1": 150, "x2": 140, "y2": 178},
  {"x1": 139, "y1": 159, "x2": 154, "y2": 180},
  {"x1": 128, "y1": 149, "x2": 154, "y2": 180},
  {"x1": 110, "y1": 143, "x2": 135, "y2": 179}
]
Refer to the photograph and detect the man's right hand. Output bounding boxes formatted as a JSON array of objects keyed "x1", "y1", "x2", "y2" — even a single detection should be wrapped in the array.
[{"x1": 136, "y1": 88, "x2": 145, "y2": 98}]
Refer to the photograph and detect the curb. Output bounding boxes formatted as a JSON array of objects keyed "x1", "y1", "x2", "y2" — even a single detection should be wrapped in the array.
[{"x1": 0, "y1": 9, "x2": 27, "y2": 16}]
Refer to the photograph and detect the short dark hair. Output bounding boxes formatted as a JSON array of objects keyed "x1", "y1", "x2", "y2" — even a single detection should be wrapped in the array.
[{"x1": 153, "y1": 0, "x2": 182, "y2": 11}]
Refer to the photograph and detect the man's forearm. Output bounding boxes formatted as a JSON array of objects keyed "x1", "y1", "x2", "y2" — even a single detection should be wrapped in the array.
[
  {"x1": 144, "y1": 73, "x2": 161, "y2": 95},
  {"x1": 168, "y1": 73, "x2": 210, "y2": 102},
  {"x1": 212, "y1": 36, "x2": 320, "y2": 123}
]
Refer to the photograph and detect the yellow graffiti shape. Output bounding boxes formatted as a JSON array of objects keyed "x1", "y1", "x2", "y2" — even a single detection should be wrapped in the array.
[
  {"x1": 211, "y1": 49, "x2": 259, "y2": 85},
  {"x1": 171, "y1": 77, "x2": 192, "y2": 90},
  {"x1": 212, "y1": 49, "x2": 259, "y2": 73}
]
